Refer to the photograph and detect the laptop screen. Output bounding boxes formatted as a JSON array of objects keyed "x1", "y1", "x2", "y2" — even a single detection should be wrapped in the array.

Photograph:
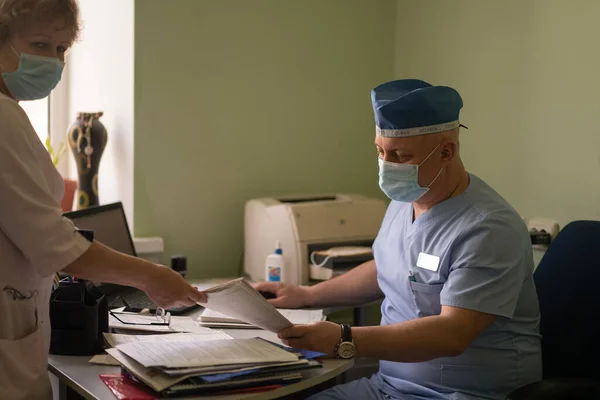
[
  {"x1": 63, "y1": 202, "x2": 136, "y2": 257},
  {"x1": 63, "y1": 202, "x2": 137, "y2": 296}
]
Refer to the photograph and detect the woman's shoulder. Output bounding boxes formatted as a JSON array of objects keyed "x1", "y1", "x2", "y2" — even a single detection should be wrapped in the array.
[
  {"x1": 0, "y1": 91, "x2": 15, "y2": 104},
  {"x1": 0, "y1": 92, "x2": 27, "y2": 120},
  {"x1": 0, "y1": 93, "x2": 36, "y2": 132},
  {"x1": 0, "y1": 93, "x2": 39, "y2": 153}
]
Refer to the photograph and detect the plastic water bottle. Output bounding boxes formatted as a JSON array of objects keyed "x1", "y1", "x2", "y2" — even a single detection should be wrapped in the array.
[{"x1": 265, "y1": 240, "x2": 285, "y2": 282}]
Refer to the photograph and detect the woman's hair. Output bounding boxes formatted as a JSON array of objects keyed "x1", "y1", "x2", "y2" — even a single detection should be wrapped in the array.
[{"x1": 0, "y1": 0, "x2": 81, "y2": 44}]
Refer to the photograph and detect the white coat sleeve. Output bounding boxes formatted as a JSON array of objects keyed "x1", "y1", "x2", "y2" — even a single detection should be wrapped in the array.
[{"x1": 0, "y1": 100, "x2": 91, "y2": 277}]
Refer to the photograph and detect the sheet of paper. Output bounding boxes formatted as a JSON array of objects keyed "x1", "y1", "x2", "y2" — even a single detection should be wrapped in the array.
[
  {"x1": 89, "y1": 354, "x2": 120, "y2": 366},
  {"x1": 198, "y1": 321, "x2": 258, "y2": 329},
  {"x1": 200, "y1": 308, "x2": 325, "y2": 326},
  {"x1": 200, "y1": 308, "x2": 250, "y2": 324},
  {"x1": 106, "y1": 348, "x2": 190, "y2": 393},
  {"x1": 199, "y1": 360, "x2": 315, "y2": 383},
  {"x1": 108, "y1": 313, "x2": 207, "y2": 334},
  {"x1": 115, "y1": 337, "x2": 299, "y2": 368},
  {"x1": 278, "y1": 309, "x2": 325, "y2": 325},
  {"x1": 165, "y1": 372, "x2": 303, "y2": 395},
  {"x1": 160, "y1": 362, "x2": 275, "y2": 376},
  {"x1": 160, "y1": 359, "x2": 308, "y2": 377},
  {"x1": 103, "y1": 331, "x2": 232, "y2": 348},
  {"x1": 107, "y1": 348, "x2": 304, "y2": 394},
  {"x1": 200, "y1": 278, "x2": 292, "y2": 332}
]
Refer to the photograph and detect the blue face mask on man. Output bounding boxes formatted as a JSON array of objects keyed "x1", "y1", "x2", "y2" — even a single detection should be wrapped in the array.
[
  {"x1": 378, "y1": 143, "x2": 444, "y2": 203},
  {"x1": 0, "y1": 44, "x2": 64, "y2": 101}
]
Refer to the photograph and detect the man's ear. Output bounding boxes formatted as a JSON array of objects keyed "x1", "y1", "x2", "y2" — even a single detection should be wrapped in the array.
[{"x1": 441, "y1": 140, "x2": 458, "y2": 164}]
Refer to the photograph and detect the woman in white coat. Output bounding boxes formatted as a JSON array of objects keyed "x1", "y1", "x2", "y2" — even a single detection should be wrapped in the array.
[{"x1": 0, "y1": 1, "x2": 207, "y2": 399}]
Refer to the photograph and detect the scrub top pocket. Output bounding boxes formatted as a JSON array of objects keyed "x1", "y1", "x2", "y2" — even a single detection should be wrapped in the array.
[{"x1": 409, "y1": 281, "x2": 444, "y2": 317}]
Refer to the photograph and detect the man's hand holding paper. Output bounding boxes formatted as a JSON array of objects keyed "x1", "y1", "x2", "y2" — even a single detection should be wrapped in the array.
[
  {"x1": 201, "y1": 278, "x2": 293, "y2": 332},
  {"x1": 277, "y1": 321, "x2": 342, "y2": 357}
]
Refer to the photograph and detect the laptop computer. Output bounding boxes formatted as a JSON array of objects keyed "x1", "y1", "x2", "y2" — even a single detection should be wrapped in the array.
[{"x1": 62, "y1": 202, "x2": 200, "y2": 315}]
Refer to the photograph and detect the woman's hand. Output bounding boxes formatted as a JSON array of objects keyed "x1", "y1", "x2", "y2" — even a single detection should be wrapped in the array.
[{"x1": 143, "y1": 265, "x2": 207, "y2": 309}]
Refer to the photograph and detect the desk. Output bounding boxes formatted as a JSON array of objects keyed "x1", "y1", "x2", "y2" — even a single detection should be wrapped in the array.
[{"x1": 48, "y1": 308, "x2": 354, "y2": 399}]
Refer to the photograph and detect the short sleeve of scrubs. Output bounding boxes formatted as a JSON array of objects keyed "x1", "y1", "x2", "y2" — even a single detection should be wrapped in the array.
[
  {"x1": 440, "y1": 215, "x2": 527, "y2": 319},
  {"x1": 0, "y1": 99, "x2": 91, "y2": 277}
]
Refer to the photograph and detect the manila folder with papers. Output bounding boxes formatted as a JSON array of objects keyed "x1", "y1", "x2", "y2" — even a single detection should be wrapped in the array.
[{"x1": 201, "y1": 278, "x2": 292, "y2": 332}]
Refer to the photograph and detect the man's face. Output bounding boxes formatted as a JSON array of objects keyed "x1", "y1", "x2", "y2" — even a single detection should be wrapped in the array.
[{"x1": 375, "y1": 134, "x2": 445, "y2": 189}]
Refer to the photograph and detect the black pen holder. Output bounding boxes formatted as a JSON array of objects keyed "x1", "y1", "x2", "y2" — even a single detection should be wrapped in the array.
[{"x1": 49, "y1": 280, "x2": 108, "y2": 355}]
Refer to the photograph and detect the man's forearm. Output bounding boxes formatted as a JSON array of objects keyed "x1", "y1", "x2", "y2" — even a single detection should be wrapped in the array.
[
  {"x1": 305, "y1": 260, "x2": 383, "y2": 308},
  {"x1": 62, "y1": 240, "x2": 159, "y2": 291},
  {"x1": 352, "y1": 315, "x2": 465, "y2": 362}
]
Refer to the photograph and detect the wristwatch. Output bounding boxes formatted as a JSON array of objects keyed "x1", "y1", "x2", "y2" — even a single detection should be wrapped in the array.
[{"x1": 334, "y1": 324, "x2": 356, "y2": 359}]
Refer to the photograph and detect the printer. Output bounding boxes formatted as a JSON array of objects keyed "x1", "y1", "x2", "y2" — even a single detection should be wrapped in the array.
[{"x1": 243, "y1": 194, "x2": 387, "y2": 285}]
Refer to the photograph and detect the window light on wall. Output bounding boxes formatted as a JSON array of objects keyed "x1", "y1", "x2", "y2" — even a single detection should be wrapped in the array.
[{"x1": 19, "y1": 98, "x2": 49, "y2": 144}]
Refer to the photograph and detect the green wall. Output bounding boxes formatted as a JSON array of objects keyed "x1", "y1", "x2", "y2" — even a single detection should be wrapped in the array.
[
  {"x1": 394, "y1": 0, "x2": 600, "y2": 228},
  {"x1": 135, "y1": 0, "x2": 600, "y2": 279},
  {"x1": 134, "y1": 0, "x2": 396, "y2": 277}
]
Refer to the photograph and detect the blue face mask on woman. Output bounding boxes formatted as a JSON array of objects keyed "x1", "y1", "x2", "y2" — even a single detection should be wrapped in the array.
[
  {"x1": 0, "y1": 44, "x2": 64, "y2": 101},
  {"x1": 378, "y1": 143, "x2": 444, "y2": 203}
]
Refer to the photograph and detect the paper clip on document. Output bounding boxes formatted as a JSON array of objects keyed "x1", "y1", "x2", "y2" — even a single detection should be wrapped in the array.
[{"x1": 109, "y1": 307, "x2": 172, "y2": 327}]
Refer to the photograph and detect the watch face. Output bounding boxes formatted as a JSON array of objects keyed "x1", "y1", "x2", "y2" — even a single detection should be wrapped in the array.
[{"x1": 337, "y1": 341, "x2": 356, "y2": 359}]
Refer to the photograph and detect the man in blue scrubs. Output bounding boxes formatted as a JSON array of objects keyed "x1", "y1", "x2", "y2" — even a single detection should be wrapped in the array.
[{"x1": 254, "y1": 79, "x2": 542, "y2": 399}]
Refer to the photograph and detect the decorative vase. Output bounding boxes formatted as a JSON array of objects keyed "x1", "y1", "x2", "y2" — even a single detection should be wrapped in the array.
[{"x1": 67, "y1": 112, "x2": 108, "y2": 209}]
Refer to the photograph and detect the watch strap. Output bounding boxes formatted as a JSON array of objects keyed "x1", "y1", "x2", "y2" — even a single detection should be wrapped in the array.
[{"x1": 340, "y1": 323, "x2": 352, "y2": 342}]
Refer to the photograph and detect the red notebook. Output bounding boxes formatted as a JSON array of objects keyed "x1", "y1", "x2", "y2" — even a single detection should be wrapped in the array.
[
  {"x1": 100, "y1": 373, "x2": 282, "y2": 399},
  {"x1": 100, "y1": 374, "x2": 157, "y2": 400}
]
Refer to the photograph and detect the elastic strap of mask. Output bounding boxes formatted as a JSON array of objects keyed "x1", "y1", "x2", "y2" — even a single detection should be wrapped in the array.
[
  {"x1": 421, "y1": 143, "x2": 444, "y2": 188},
  {"x1": 418, "y1": 143, "x2": 441, "y2": 167},
  {"x1": 426, "y1": 166, "x2": 444, "y2": 188},
  {"x1": 0, "y1": 43, "x2": 18, "y2": 73},
  {"x1": 9, "y1": 43, "x2": 18, "y2": 57}
]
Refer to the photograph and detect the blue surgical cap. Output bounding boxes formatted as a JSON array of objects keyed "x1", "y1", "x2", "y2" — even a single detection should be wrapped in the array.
[{"x1": 371, "y1": 79, "x2": 466, "y2": 137}]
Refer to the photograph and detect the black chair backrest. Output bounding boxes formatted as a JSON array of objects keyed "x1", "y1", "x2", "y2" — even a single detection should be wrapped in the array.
[{"x1": 533, "y1": 220, "x2": 600, "y2": 380}]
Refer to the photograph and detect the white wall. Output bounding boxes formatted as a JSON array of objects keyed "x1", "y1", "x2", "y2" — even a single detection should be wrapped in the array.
[{"x1": 67, "y1": 0, "x2": 135, "y2": 228}]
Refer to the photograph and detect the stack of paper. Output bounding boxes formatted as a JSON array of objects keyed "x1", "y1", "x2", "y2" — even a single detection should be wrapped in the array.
[
  {"x1": 100, "y1": 278, "x2": 331, "y2": 396},
  {"x1": 91, "y1": 331, "x2": 233, "y2": 366},
  {"x1": 199, "y1": 278, "x2": 293, "y2": 332},
  {"x1": 103, "y1": 331, "x2": 233, "y2": 347},
  {"x1": 106, "y1": 335, "x2": 324, "y2": 397},
  {"x1": 199, "y1": 308, "x2": 326, "y2": 329}
]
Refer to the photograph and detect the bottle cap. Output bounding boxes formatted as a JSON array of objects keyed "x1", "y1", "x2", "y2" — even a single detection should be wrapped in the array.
[{"x1": 275, "y1": 240, "x2": 282, "y2": 255}]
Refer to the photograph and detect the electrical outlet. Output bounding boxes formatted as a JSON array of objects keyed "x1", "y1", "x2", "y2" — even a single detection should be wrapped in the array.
[
  {"x1": 526, "y1": 217, "x2": 560, "y2": 239},
  {"x1": 526, "y1": 217, "x2": 560, "y2": 250}
]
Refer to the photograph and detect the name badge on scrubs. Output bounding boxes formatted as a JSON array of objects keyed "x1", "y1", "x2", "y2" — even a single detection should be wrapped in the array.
[{"x1": 417, "y1": 252, "x2": 440, "y2": 272}]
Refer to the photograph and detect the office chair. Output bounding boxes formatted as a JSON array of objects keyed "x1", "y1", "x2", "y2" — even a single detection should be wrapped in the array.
[{"x1": 506, "y1": 220, "x2": 600, "y2": 400}]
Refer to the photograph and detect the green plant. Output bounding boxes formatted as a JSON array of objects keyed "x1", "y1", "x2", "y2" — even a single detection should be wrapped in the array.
[{"x1": 45, "y1": 136, "x2": 66, "y2": 167}]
